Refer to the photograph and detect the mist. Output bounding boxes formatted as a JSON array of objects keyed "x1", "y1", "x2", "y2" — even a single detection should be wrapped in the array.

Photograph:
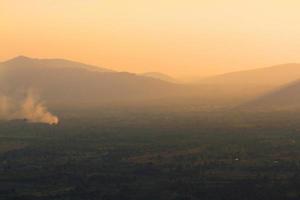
[{"x1": 0, "y1": 91, "x2": 59, "y2": 125}]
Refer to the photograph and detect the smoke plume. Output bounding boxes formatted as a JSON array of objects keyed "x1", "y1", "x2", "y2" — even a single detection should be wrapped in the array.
[{"x1": 0, "y1": 91, "x2": 59, "y2": 125}]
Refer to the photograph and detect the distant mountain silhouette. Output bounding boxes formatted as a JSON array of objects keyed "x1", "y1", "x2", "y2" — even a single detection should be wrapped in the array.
[
  {"x1": 195, "y1": 63, "x2": 300, "y2": 99},
  {"x1": 141, "y1": 72, "x2": 177, "y2": 83},
  {"x1": 201, "y1": 63, "x2": 300, "y2": 87},
  {"x1": 4, "y1": 57, "x2": 300, "y2": 111},
  {"x1": 0, "y1": 56, "x2": 179, "y2": 109},
  {"x1": 242, "y1": 80, "x2": 300, "y2": 111},
  {"x1": 3, "y1": 56, "x2": 112, "y2": 72}
]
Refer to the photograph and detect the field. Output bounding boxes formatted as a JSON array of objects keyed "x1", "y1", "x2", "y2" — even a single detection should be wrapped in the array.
[{"x1": 1, "y1": 108, "x2": 300, "y2": 200}]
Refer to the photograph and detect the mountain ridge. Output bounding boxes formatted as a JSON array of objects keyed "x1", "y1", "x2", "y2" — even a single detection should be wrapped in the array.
[
  {"x1": 200, "y1": 63, "x2": 300, "y2": 87},
  {"x1": 141, "y1": 72, "x2": 178, "y2": 83},
  {"x1": 0, "y1": 56, "x2": 180, "y2": 109},
  {"x1": 2, "y1": 55, "x2": 113, "y2": 73},
  {"x1": 241, "y1": 79, "x2": 300, "y2": 111}
]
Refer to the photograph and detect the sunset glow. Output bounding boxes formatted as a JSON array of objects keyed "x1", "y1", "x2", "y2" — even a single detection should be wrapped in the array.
[{"x1": 1, "y1": 0, "x2": 300, "y2": 78}]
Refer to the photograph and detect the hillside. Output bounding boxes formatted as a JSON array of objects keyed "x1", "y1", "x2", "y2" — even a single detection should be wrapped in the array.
[
  {"x1": 193, "y1": 63, "x2": 300, "y2": 100},
  {"x1": 0, "y1": 56, "x2": 180, "y2": 109},
  {"x1": 3, "y1": 56, "x2": 113, "y2": 72},
  {"x1": 201, "y1": 63, "x2": 300, "y2": 87},
  {"x1": 242, "y1": 80, "x2": 300, "y2": 111},
  {"x1": 141, "y1": 72, "x2": 178, "y2": 83}
]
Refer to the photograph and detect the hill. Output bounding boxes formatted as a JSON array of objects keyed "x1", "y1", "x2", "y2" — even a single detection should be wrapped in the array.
[
  {"x1": 200, "y1": 63, "x2": 300, "y2": 87},
  {"x1": 3, "y1": 56, "x2": 113, "y2": 72},
  {"x1": 195, "y1": 63, "x2": 300, "y2": 100},
  {"x1": 141, "y1": 72, "x2": 178, "y2": 83},
  {"x1": 242, "y1": 80, "x2": 300, "y2": 111},
  {"x1": 0, "y1": 56, "x2": 179, "y2": 109}
]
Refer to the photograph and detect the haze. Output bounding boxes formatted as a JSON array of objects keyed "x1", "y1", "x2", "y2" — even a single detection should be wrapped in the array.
[{"x1": 2, "y1": 0, "x2": 300, "y2": 78}]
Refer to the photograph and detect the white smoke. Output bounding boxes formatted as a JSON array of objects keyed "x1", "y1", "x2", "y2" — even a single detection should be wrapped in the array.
[{"x1": 0, "y1": 91, "x2": 59, "y2": 125}]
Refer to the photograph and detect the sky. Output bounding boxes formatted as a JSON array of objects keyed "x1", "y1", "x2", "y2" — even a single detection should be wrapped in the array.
[{"x1": 1, "y1": 0, "x2": 300, "y2": 78}]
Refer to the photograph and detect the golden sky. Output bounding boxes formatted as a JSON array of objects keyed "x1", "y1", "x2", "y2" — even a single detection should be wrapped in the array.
[{"x1": 1, "y1": 0, "x2": 300, "y2": 78}]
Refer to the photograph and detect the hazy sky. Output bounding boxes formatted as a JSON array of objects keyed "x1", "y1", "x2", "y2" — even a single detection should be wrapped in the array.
[{"x1": 1, "y1": 0, "x2": 300, "y2": 78}]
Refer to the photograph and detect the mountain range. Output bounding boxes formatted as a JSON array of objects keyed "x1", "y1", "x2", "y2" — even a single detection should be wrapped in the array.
[
  {"x1": 2, "y1": 56, "x2": 300, "y2": 111},
  {"x1": 201, "y1": 63, "x2": 300, "y2": 87},
  {"x1": 243, "y1": 80, "x2": 300, "y2": 111},
  {"x1": 0, "y1": 56, "x2": 180, "y2": 109}
]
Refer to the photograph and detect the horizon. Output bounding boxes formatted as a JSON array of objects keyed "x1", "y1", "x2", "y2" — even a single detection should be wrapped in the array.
[
  {"x1": 2, "y1": 55, "x2": 300, "y2": 81},
  {"x1": 3, "y1": 1, "x2": 300, "y2": 199},
  {"x1": 2, "y1": 0, "x2": 300, "y2": 78}
]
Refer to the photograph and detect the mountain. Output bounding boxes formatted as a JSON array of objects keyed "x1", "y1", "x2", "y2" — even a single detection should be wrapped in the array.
[
  {"x1": 0, "y1": 56, "x2": 180, "y2": 109},
  {"x1": 195, "y1": 63, "x2": 300, "y2": 100},
  {"x1": 141, "y1": 72, "x2": 177, "y2": 83},
  {"x1": 242, "y1": 80, "x2": 300, "y2": 111},
  {"x1": 3, "y1": 56, "x2": 112, "y2": 72},
  {"x1": 200, "y1": 63, "x2": 300, "y2": 87}
]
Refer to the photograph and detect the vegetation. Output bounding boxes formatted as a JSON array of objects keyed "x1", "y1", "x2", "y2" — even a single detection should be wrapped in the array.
[{"x1": 1, "y1": 109, "x2": 300, "y2": 200}]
